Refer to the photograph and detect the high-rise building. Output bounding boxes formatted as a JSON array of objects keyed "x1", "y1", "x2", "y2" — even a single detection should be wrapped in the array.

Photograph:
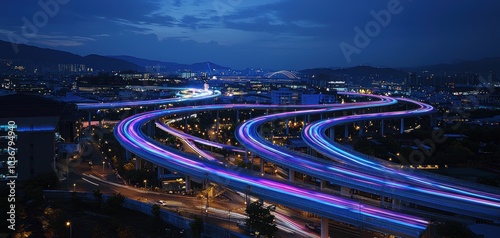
[{"x1": 406, "y1": 72, "x2": 418, "y2": 86}]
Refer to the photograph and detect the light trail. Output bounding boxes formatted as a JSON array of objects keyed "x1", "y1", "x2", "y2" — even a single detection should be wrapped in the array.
[{"x1": 114, "y1": 99, "x2": 427, "y2": 237}]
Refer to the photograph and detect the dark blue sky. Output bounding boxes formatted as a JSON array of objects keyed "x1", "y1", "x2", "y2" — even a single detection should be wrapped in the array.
[{"x1": 1, "y1": 0, "x2": 500, "y2": 70}]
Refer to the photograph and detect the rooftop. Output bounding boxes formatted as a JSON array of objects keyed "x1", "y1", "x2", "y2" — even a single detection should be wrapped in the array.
[{"x1": 0, "y1": 93, "x2": 71, "y2": 118}]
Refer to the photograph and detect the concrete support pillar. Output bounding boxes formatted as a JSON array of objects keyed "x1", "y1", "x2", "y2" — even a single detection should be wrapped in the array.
[
  {"x1": 147, "y1": 121, "x2": 155, "y2": 137},
  {"x1": 340, "y1": 186, "x2": 350, "y2": 197},
  {"x1": 329, "y1": 127, "x2": 335, "y2": 140},
  {"x1": 320, "y1": 180, "x2": 327, "y2": 191},
  {"x1": 400, "y1": 118, "x2": 404, "y2": 134},
  {"x1": 392, "y1": 199, "x2": 401, "y2": 210},
  {"x1": 157, "y1": 166, "x2": 162, "y2": 180},
  {"x1": 236, "y1": 110, "x2": 240, "y2": 122},
  {"x1": 321, "y1": 217, "x2": 329, "y2": 238},
  {"x1": 344, "y1": 124, "x2": 349, "y2": 138},
  {"x1": 88, "y1": 112, "x2": 92, "y2": 128},
  {"x1": 289, "y1": 169, "x2": 295, "y2": 182},
  {"x1": 260, "y1": 158, "x2": 264, "y2": 174},
  {"x1": 245, "y1": 149, "x2": 249, "y2": 162},
  {"x1": 381, "y1": 119, "x2": 384, "y2": 136},
  {"x1": 126, "y1": 150, "x2": 131, "y2": 162},
  {"x1": 358, "y1": 121, "x2": 364, "y2": 137},
  {"x1": 185, "y1": 176, "x2": 191, "y2": 193},
  {"x1": 135, "y1": 157, "x2": 141, "y2": 170}
]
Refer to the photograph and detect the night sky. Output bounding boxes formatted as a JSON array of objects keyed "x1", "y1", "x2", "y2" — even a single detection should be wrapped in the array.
[{"x1": 1, "y1": 0, "x2": 500, "y2": 70}]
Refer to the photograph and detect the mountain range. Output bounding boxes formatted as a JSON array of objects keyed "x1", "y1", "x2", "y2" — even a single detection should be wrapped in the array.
[
  {"x1": 0, "y1": 40, "x2": 499, "y2": 76},
  {"x1": 406, "y1": 57, "x2": 500, "y2": 75},
  {"x1": 0, "y1": 40, "x2": 139, "y2": 71},
  {"x1": 108, "y1": 55, "x2": 230, "y2": 72}
]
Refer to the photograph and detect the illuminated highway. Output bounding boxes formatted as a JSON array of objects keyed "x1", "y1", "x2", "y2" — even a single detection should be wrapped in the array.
[
  {"x1": 76, "y1": 87, "x2": 220, "y2": 110},
  {"x1": 154, "y1": 92, "x2": 397, "y2": 155},
  {"x1": 236, "y1": 96, "x2": 500, "y2": 222},
  {"x1": 302, "y1": 97, "x2": 500, "y2": 200},
  {"x1": 80, "y1": 88, "x2": 498, "y2": 237},
  {"x1": 113, "y1": 101, "x2": 428, "y2": 237}
]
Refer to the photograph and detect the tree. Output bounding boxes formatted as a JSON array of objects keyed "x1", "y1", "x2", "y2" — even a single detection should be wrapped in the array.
[
  {"x1": 151, "y1": 204, "x2": 161, "y2": 218},
  {"x1": 93, "y1": 189, "x2": 103, "y2": 207},
  {"x1": 123, "y1": 162, "x2": 135, "y2": 171},
  {"x1": 245, "y1": 201, "x2": 277, "y2": 237},
  {"x1": 106, "y1": 192, "x2": 125, "y2": 212}
]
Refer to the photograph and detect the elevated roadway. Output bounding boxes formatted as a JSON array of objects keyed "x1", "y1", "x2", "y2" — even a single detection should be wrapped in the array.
[
  {"x1": 114, "y1": 103, "x2": 428, "y2": 237},
  {"x1": 235, "y1": 96, "x2": 500, "y2": 223}
]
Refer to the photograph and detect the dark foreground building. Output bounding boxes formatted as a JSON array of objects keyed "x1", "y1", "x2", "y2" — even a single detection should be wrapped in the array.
[{"x1": 0, "y1": 94, "x2": 76, "y2": 181}]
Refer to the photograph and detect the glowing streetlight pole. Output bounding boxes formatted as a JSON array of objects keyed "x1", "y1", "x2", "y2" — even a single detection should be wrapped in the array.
[{"x1": 66, "y1": 221, "x2": 72, "y2": 238}]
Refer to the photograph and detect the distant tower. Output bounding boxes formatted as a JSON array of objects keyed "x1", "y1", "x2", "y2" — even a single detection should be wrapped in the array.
[{"x1": 406, "y1": 72, "x2": 417, "y2": 93}]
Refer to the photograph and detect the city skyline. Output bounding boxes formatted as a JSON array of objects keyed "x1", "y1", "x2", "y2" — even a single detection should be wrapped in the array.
[{"x1": 1, "y1": 1, "x2": 500, "y2": 70}]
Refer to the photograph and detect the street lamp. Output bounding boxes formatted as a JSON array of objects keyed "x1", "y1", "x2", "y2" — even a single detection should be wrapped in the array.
[
  {"x1": 73, "y1": 183, "x2": 76, "y2": 192},
  {"x1": 143, "y1": 179, "x2": 147, "y2": 188},
  {"x1": 102, "y1": 161, "x2": 105, "y2": 172},
  {"x1": 66, "y1": 221, "x2": 72, "y2": 238}
]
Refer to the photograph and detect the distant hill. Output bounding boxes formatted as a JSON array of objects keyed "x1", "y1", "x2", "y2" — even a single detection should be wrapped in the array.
[
  {"x1": 109, "y1": 55, "x2": 184, "y2": 69},
  {"x1": 300, "y1": 66, "x2": 407, "y2": 83},
  {"x1": 300, "y1": 58, "x2": 500, "y2": 84},
  {"x1": 402, "y1": 57, "x2": 500, "y2": 75},
  {"x1": 0, "y1": 40, "x2": 139, "y2": 71},
  {"x1": 109, "y1": 55, "x2": 231, "y2": 72}
]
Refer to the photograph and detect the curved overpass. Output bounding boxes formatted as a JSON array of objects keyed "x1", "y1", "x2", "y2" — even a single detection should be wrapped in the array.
[
  {"x1": 114, "y1": 101, "x2": 428, "y2": 237},
  {"x1": 302, "y1": 97, "x2": 500, "y2": 199},
  {"x1": 153, "y1": 92, "x2": 395, "y2": 155},
  {"x1": 235, "y1": 97, "x2": 500, "y2": 222},
  {"x1": 76, "y1": 88, "x2": 220, "y2": 110}
]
